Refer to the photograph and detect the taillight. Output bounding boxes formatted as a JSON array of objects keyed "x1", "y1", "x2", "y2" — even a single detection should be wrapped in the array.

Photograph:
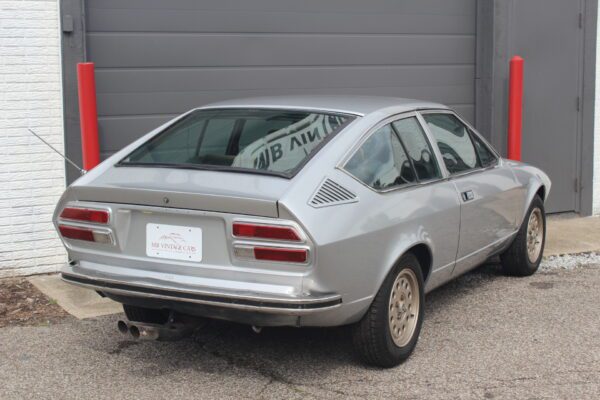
[
  {"x1": 232, "y1": 223, "x2": 301, "y2": 241},
  {"x1": 231, "y1": 220, "x2": 309, "y2": 264},
  {"x1": 233, "y1": 245, "x2": 308, "y2": 264},
  {"x1": 254, "y1": 247, "x2": 307, "y2": 263},
  {"x1": 58, "y1": 225, "x2": 113, "y2": 244},
  {"x1": 60, "y1": 207, "x2": 109, "y2": 224}
]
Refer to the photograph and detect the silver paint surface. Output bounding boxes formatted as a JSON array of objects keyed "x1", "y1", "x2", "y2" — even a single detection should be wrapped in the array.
[{"x1": 53, "y1": 96, "x2": 551, "y2": 327}]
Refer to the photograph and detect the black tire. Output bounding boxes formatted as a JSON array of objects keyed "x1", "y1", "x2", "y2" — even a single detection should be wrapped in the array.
[
  {"x1": 500, "y1": 195, "x2": 546, "y2": 276},
  {"x1": 352, "y1": 253, "x2": 425, "y2": 368},
  {"x1": 123, "y1": 304, "x2": 170, "y2": 324}
]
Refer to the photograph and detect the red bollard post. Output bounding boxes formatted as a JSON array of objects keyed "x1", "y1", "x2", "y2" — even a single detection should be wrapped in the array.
[
  {"x1": 77, "y1": 62, "x2": 100, "y2": 171},
  {"x1": 507, "y1": 56, "x2": 524, "y2": 161}
]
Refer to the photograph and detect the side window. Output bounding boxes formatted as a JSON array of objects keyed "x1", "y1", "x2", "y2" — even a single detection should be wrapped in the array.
[
  {"x1": 423, "y1": 114, "x2": 479, "y2": 175},
  {"x1": 345, "y1": 125, "x2": 416, "y2": 190},
  {"x1": 392, "y1": 117, "x2": 441, "y2": 181},
  {"x1": 471, "y1": 132, "x2": 497, "y2": 167}
]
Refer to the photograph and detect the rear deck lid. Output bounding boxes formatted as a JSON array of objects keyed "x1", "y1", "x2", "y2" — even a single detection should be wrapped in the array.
[{"x1": 68, "y1": 167, "x2": 288, "y2": 217}]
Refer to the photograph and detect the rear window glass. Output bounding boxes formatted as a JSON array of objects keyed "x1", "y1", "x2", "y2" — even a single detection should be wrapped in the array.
[{"x1": 119, "y1": 109, "x2": 353, "y2": 177}]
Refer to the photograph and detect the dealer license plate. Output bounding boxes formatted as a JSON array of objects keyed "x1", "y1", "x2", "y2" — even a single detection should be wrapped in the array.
[{"x1": 146, "y1": 223, "x2": 202, "y2": 262}]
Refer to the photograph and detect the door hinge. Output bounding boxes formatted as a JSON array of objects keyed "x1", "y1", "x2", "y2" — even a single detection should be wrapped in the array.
[
  {"x1": 575, "y1": 178, "x2": 579, "y2": 193},
  {"x1": 579, "y1": 13, "x2": 584, "y2": 29}
]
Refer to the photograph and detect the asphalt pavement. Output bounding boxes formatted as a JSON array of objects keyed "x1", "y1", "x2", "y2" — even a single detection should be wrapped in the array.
[{"x1": 1, "y1": 262, "x2": 599, "y2": 399}]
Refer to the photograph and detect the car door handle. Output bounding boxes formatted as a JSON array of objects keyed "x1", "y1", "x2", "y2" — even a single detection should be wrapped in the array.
[{"x1": 461, "y1": 190, "x2": 475, "y2": 202}]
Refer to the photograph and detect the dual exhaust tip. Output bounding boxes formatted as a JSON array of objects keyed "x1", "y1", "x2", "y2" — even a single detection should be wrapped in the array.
[
  {"x1": 118, "y1": 319, "x2": 263, "y2": 341},
  {"x1": 117, "y1": 320, "x2": 160, "y2": 340}
]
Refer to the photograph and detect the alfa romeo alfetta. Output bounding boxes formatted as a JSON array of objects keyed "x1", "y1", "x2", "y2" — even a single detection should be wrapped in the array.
[{"x1": 54, "y1": 96, "x2": 550, "y2": 367}]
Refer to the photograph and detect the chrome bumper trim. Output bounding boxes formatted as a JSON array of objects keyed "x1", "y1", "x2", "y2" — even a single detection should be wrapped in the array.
[{"x1": 61, "y1": 273, "x2": 342, "y2": 315}]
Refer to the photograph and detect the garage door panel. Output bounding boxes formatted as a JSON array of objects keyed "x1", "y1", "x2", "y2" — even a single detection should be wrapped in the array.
[
  {"x1": 74, "y1": 0, "x2": 477, "y2": 163},
  {"x1": 88, "y1": 0, "x2": 475, "y2": 18},
  {"x1": 97, "y1": 115, "x2": 177, "y2": 157},
  {"x1": 452, "y1": 105, "x2": 475, "y2": 125},
  {"x1": 87, "y1": 9, "x2": 474, "y2": 35},
  {"x1": 96, "y1": 85, "x2": 475, "y2": 118},
  {"x1": 86, "y1": 34, "x2": 475, "y2": 68},
  {"x1": 95, "y1": 66, "x2": 475, "y2": 94}
]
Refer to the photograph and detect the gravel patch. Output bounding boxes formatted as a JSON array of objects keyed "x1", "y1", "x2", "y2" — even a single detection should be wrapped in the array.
[{"x1": 540, "y1": 251, "x2": 600, "y2": 271}]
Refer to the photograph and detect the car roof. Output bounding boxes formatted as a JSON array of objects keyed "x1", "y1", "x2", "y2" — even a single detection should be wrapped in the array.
[{"x1": 197, "y1": 95, "x2": 448, "y2": 116}]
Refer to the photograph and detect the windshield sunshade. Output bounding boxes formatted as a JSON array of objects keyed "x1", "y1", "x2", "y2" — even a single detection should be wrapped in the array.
[{"x1": 119, "y1": 109, "x2": 354, "y2": 177}]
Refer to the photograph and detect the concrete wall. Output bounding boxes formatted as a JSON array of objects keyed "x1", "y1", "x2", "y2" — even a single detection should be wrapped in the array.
[{"x1": 0, "y1": 0, "x2": 66, "y2": 277}]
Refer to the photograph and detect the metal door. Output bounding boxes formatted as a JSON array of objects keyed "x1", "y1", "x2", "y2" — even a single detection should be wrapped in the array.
[
  {"x1": 512, "y1": 0, "x2": 584, "y2": 212},
  {"x1": 60, "y1": 0, "x2": 477, "y2": 183}
]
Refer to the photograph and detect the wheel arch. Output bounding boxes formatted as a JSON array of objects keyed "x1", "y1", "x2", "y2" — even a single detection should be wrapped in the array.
[
  {"x1": 405, "y1": 243, "x2": 433, "y2": 284},
  {"x1": 509, "y1": 163, "x2": 551, "y2": 227},
  {"x1": 519, "y1": 182, "x2": 548, "y2": 227},
  {"x1": 535, "y1": 185, "x2": 547, "y2": 202},
  {"x1": 378, "y1": 242, "x2": 433, "y2": 291}
]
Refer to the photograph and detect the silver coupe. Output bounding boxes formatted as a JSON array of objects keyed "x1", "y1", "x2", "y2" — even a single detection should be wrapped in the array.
[{"x1": 54, "y1": 96, "x2": 550, "y2": 367}]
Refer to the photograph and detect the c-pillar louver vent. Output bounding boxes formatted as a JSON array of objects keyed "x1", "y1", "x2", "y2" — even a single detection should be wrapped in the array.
[{"x1": 309, "y1": 178, "x2": 358, "y2": 208}]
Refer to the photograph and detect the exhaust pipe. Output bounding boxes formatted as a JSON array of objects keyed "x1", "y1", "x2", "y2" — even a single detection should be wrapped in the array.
[
  {"x1": 117, "y1": 317, "x2": 200, "y2": 341},
  {"x1": 117, "y1": 320, "x2": 129, "y2": 334},
  {"x1": 129, "y1": 324, "x2": 160, "y2": 341}
]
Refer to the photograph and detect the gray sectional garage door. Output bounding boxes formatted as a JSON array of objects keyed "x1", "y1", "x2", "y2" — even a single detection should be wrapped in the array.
[{"x1": 63, "y1": 0, "x2": 476, "y2": 177}]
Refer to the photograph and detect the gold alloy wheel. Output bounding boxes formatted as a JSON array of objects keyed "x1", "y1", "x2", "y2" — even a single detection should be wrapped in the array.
[
  {"x1": 388, "y1": 268, "x2": 420, "y2": 347},
  {"x1": 526, "y1": 208, "x2": 544, "y2": 263}
]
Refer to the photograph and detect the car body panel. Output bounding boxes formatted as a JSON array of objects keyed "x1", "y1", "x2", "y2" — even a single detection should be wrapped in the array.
[
  {"x1": 450, "y1": 163, "x2": 523, "y2": 276},
  {"x1": 199, "y1": 95, "x2": 448, "y2": 117},
  {"x1": 68, "y1": 167, "x2": 287, "y2": 218},
  {"x1": 54, "y1": 95, "x2": 551, "y2": 327},
  {"x1": 507, "y1": 160, "x2": 552, "y2": 223}
]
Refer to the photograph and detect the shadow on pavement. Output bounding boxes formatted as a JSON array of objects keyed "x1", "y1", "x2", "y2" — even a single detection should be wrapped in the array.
[{"x1": 74, "y1": 261, "x2": 510, "y2": 386}]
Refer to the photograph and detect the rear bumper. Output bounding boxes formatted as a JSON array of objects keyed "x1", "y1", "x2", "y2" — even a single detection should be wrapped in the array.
[{"x1": 61, "y1": 264, "x2": 342, "y2": 317}]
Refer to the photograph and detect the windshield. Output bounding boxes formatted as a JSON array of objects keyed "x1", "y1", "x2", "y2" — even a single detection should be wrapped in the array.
[{"x1": 119, "y1": 109, "x2": 354, "y2": 177}]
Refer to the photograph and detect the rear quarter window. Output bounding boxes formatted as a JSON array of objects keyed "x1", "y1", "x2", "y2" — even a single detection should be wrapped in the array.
[
  {"x1": 344, "y1": 124, "x2": 416, "y2": 190},
  {"x1": 423, "y1": 113, "x2": 479, "y2": 175},
  {"x1": 392, "y1": 117, "x2": 441, "y2": 181}
]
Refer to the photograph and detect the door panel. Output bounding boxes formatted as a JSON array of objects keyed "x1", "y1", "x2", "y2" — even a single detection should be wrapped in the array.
[
  {"x1": 451, "y1": 167, "x2": 521, "y2": 276},
  {"x1": 512, "y1": 0, "x2": 583, "y2": 212},
  {"x1": 421, "y1": 111, "x2": 520, "y2": 276}
]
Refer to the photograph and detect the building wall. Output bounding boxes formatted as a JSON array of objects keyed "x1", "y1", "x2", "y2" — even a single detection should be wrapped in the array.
[
  {"x1": 595, "y1": 3, "x2": 600, "y2": 214},
  {"x1": 0, "y1": 0, "x2": 66, "y2": 277}
]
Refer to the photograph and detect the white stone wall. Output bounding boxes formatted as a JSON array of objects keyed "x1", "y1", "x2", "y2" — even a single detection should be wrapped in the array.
[{"x1": 0, "y1": 0, "x2": 66, "y2": 277}]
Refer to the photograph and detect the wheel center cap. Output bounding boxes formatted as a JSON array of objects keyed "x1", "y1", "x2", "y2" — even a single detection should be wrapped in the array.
[{"x1": 397, "y1": 304, "x2": 407, "y2": 318}]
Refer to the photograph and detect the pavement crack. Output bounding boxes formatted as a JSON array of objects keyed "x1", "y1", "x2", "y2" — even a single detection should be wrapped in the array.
[
  {"x1": 256, "y1": 377, "x2": 274, "y2": 399},
  {"x1": 196, "y1": 340, "x2": 357, "y2": 399}
]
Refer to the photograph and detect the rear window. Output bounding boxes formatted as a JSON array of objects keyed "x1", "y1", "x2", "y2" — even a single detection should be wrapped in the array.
[{"x1": 119, "y1": 109, "x2": 354, "y2": 178}]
